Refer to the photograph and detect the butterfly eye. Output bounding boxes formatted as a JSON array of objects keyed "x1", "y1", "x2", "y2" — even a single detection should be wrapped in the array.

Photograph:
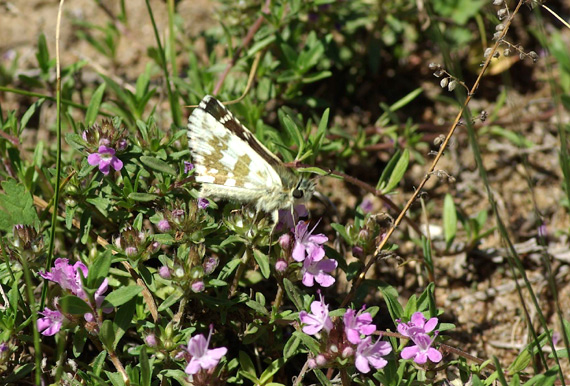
[{"x1": 292, "y1": 189, "x2": 304, "y2": 199}]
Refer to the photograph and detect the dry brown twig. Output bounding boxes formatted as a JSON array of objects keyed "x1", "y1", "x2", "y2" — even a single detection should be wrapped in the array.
[{"x1": 340, "y1": 0, "x2": 527, "y2": 309}]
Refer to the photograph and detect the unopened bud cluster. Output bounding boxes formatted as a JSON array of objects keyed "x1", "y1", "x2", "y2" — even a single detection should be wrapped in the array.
[
  {"x1": 483, "y1": 1, "x2": 539, "y2": 64},
  {"x1": 428, "y1": 63, "x2": 465, "y2": 93}
]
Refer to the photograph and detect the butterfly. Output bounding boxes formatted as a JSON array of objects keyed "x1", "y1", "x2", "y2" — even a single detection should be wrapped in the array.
[{"x1": 187, "y1": 95, "x2": 315, "y2": 223}]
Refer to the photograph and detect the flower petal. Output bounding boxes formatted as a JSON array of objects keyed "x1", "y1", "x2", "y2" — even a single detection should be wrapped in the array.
[
  {"x1": 424, "y1": 317, "x2": 438, "y2": 333},
  {"x1": 427, "y1": 348, "x2": 442, "y2": 363},
  {"x1": 110, "y1": 156, "x2": 123, "y2": 172},
  {"x1": 87, "y1": 153, "x2": 101, "y2": 166},
  {"x1": 401, "y1": 346, "x2": 419, "y2": 360}
]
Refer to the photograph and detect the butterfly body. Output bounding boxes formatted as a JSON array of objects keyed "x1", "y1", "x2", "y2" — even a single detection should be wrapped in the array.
[{"x1": 187, "y1": 96, "x2": 314, "y2": 221}]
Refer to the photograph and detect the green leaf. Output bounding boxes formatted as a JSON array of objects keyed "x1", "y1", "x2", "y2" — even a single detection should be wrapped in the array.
[
  {"x1": 0, "y1": 180, "x2": 40, "y2": 232},
  {"x1": 238, "y1": 351, "x2": 257, "y2": 379},
  {"x1": 92, "y1": 350, "x2": 107, "y2": 376},
  {"x1": 140, "y1": 346, "x2": 151, "y2": 386},
  {"x1": 376, "y1": 150, "x2": 401, "y2": 191},
  {"x1": 113, "y1": 299, "x2": 136, "y2": 349},
  {"x1": 99, "y1": 320, "x2": 115, "y2": 350},
  {"x1": 283, "y1": 334, "x2": 301, "y2": 359},
  {"x1": 128, "y1": 192, "x2": 159, "y2": 202},
  {"x1": 59, "y1": 295, "x2": 92, "y2": 315},
  {"x1": 140, "y1": 156, "x2": 177, "y2": 175},
  {"x1": 312, "y1": 108, "x2": 329, "y2": 157},
  {"x1": 313, "y1": 369, "x2": 333, "y2": 386},
  {"x1": 378, "y1": 282, "x2": 404, "y2": 322},
  {"x1": 36, "y1": 33, "x2": 50, "y2": 73},
  {"x1": 390, "y1": 87, "x2": 423, "y2": 112},
  {"x1": 381, "y1": 148, "x2": 409, "y2": 194},
  {"x1": 87, "y1": 249, "x2": 112, "y2": 287},
  {"x1": 246, "y1": 299, "x2": 269, "y2": 316},
  {"x1": 293, "y1": 331, "x2": 320, "y2": 354},
  {"x1": 283, "y1": 278, "x2": 304, "y2": 311},
  {"x1": 252, "y1": 249, "x2": 270, "y2": 279},
  {"x1": 104, "y1": 285, "x2": 142, "y2": 307},
  {"x1": 443, "y1": 194, "x2": 457, "y2": 248},
  {"x1": 330, "y1": 223, "x2": 352, "y2": 243},
  {"x1": 85, "y1": 83, "x2": 107, "y2": 127},
  {"x1": 259, "y1": 358, "x2": 286, "y2": 384},
  {"x1": 281, "y1": 114, "x2": 304, "y2": 154},
  {"x1": 403, "y1": 295, "x2": 417, "y2": 317},
  {"x1": 20, "y1": 98, "x2": 45, "y2": 130}
]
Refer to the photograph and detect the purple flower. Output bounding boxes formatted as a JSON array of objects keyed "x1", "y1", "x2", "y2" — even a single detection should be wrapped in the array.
[
  {"x1": 197, "y1": 198, "x2": 209, "y2": 209},
  {"x1": 292, "y1": 221, "x2": 328, "y2": 262},
  {"x1": 183, "y1": 326, "x2": 228, "y2": 375},
  {"x1": 299, "y1": 293, "x2": 333, "y2": 335},
  {"x1": 87, "y1": 145, "x2": 123, "y2": 175},
  {"x1": 184, "y1": 161, "x2": 194, "y2": 174},
  {"x1": 39, "y1": 258, "x2": 111, "y2": 321},
  {"x1": 37, "y1": 308, "x2": 65, "y2": 336},
  {"x1": 39, "y1": 258, "x2": 88, "y2": 300},
  {"x1": 397, "y1": 312, "x2": 438, "y2": 338},
  {"x1": 344, "y1": 307, "x2": 376, "y2": 344},
  {"x1": 400, "y1": 332, "x2": 442, "y2": 364},
  {"x1": 354, "y1": 336, "x2": 392, "y2": 373},
  {"x1": 301, "y1": 256, "x2": 337, "y2": 287}
]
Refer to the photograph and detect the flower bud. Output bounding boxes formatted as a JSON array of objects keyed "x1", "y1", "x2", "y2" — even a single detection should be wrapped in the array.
[
  {"x1": 159, "y1": 266, "x2": 171, "y2": 279},
  {"x1": 275, "y1": 259, "x2": 288, "y2": 273},
  {"x1": 203, "y1": 256, "x2": 219, "y2": 275},
  {"x1": 316, "y1": 354, "x2": 327, "y2": 366},
  {"x1": 191, "y1": 280, "x2": 205, "y2": 293},
  {"x1": 157, "y1": 219, "x2": 171, "y2": 233},
  {"x1": 145, "y1": 334, "x2": 158, "y2": 347}
]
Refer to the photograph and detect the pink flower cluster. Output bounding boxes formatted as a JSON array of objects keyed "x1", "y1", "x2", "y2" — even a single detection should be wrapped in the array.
[
  {"x1": 299, "y1": 293, "x2": 392, "y2": 374},
  {"x1": 397, "y1": 312, "x2": 442, "y2": 364},
  {"x1": 37, "y1": 258, "x2": 112, "y2": 336},
  {"x1": 291, "y1": 220, "x2": 337, "y2": 287}
]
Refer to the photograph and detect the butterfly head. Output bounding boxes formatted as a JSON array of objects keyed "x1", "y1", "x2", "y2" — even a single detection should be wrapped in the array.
[{"x1": 291, "y1": 176, "x2": 316, "y2": 203}]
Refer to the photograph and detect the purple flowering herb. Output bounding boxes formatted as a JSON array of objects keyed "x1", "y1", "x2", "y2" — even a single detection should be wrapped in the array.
[
  {"x1": 354, "y1": 336, "x2": 392, "y2": 373},
  {"x1": 301, "y1": 256, "x2": 337, "y2": 287},
  {"x1": 292, "y1": 220, "x2": 328, "y2": 262},
  {"x1": 400, "y1": 332, "x2": 442, "y2": 364},
  {"x1": 197, "y1": 198, "x2": 209, "y2": 209},
  {"x1": 37, "y1": 308, "x2": 65, "y2": 336},
  {"x1": 184, "y1": 161, "x2": 194, "y2": 174},
  {"x1": 299, "y1": 293, "x2": 333, "y2": 335},
  {"x1": 184, "y1": 325, "x2": 228, "y2": 375},
  {"x1": 39, "y1": 258, "x2": 111, "y2": 322},
  {"x1": 397, "y1": 312, "x2": 438, "y2": 338},
  {"x1": 343, "y1": 307, "x2": 377, "y2": 344},
  {"x1": 87, "y1": 146, "x2": 123, "y2": 175}
]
